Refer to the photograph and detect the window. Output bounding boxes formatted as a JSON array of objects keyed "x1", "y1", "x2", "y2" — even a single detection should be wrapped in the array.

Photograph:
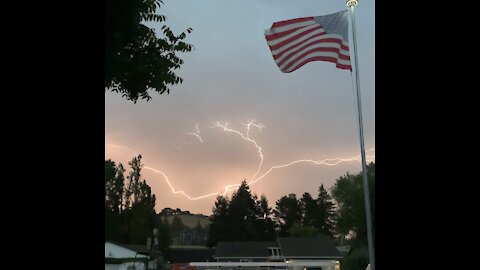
[{"x1": 268, "y1": 247, "x2": 282, "y2": 257}]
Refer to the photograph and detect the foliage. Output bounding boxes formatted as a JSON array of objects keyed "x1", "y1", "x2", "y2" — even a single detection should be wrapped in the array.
[
  {"x1": 208, "y1": 181, "x2": 276, "y2": 246},
  {"x1": 105, "y1": 155, "x2": 162, "y2": 246},
  {"x1": 288, "y1": 223, "x2": 319, "y2": 237},
  {"x1": 275, "y1": 194, "x2": 302, "y2": 236},
  {"x1": 208, "y1": 194, "x2": 230, "y2": 247},
  {"x1": 316, "y1": 184, "x2": 336, "y2": 238},
  {"x1": 227, "y1": 180, "x2": 260, "y2": 241},
  {"x1": 276, "y1": 187, "x2": 336, "y2": 238},
  {"x1": 341, "y1": 253, "x2": 369, "y2": 270},
  {"x1": 299, "y1": 192, "x2": 317, "y2": 227},
  {"x1": 331, "y1": 162, "x2": 375, "y2": 248},
  {"x1": 156, "y1": 218, "x2": 171, "y2": 253},
  {"x1": 255, "y1": 195, "x2": 277, "y2": 241},
  {"x1": 105, "y1": 0, "x2": 193, "y2": 102},
  {"x1": 170, "y1": 215, "x2": 186, "y2": 232}
]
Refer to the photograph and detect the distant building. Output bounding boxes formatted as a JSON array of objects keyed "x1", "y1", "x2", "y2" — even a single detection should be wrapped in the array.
[
  {"x1": 336, "y1": 245, "x2": 351, "y2": 257},
  {"x1": 215, "y1": 241, "x2": 281, "y2": 262},
  {"x1": 193, "y1": 235, "x2": 342, "y2": 270},
  {"x1": 155, "y1": 210, "x2": 211, "y2": 246}
]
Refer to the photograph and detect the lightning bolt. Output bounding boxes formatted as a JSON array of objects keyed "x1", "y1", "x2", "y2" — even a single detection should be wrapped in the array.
[
  {"x1": 106, "y1": 143, "x2": 221, "y2": 200},
  {"x1": 186, "y1": 123, "x2": 203, "y2": 143},
  {"x1": 249, "y1": 153, "x2": 375, "y2": 186},
  {"x1": 211, "y1": 120, "x2": 265, "y2": 182},
  {"x1": 106, "y1": 120, "x2": 375, "y2": 201}
]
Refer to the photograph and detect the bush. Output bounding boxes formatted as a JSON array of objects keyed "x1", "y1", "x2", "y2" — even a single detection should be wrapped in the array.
[{"x1": 341, "y1": 253, "x2": 369, "y2": 270}]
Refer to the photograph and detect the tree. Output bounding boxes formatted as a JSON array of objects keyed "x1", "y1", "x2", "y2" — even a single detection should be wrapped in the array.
[
  {"x1": 208, "y1": 181, "x2": 276, "y2": 245},
  {"x1": 127, "y1": 155, "x2": 144, "y2": 205},
  {"x1": 341, "y1": 252, "x2": 369, "y2": 270},
  {"x1": 275, "y1": 194, "x2": 302, "y2": 236},
  {"x1": 105, "y1": 160, "x2": 125, "y2": 213},
  {"x1": 255, "y1": 195, "x2": 276, "y2": 241},
  {"x1": 154, "y1": 218, "x2": 171, "y2": 253},
  {"x1": 105, "y1": 160, "x2": 126, "y2": 241},
  {"x1": 299, "y1": 192, "x2": 317, "y2": 228},
  {"x1": 288, "y1": 223, "x2": 319, "y2": 237},
  {"x1": 170, "y1": 215, "x2": 185, "y2": 232},
  {"x1": 208, "y1": 195, "x2": 230, "y2": 247},
  {"x1": 105, "y1": 0, "x2": 193, "y2": 102},
  {"x1": 331, "y1": 162, "x2": 375, "y2": 248},
  {"x1": 127, "y1": 157, "x2": 156, "y2": 244},
  {"x1": 105, "y1": 155, "x2": 157, "y2": 244},
  {"x1": 227, "y1": 181, "x2": 259, "y2": 241},
  {"x1": 316, "y1": 184, "x2": 336, "y2": 238}
]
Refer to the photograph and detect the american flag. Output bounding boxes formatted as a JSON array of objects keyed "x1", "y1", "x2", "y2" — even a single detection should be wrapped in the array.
[{"x1": 265, "y1": 10, "x2": 351, "y2": 73}]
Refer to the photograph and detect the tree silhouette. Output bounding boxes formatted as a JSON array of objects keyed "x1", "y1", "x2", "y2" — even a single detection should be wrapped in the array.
[
  {"x1": 105, "y1": 0, "x2": 193, "y2": 102},
  {"x1": 316, "y1": 184, "x2": 336, "y2": 238},
  {"x1": 331, "y1": 162, "x2": 375, "y2": 247},
  {"x1": 275, "y1": 193, "x2": 302, "y2": 236}
]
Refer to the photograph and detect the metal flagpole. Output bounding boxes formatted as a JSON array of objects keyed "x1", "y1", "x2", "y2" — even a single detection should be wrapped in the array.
[{"x1": 346, "y1": 1, "x2": 375, "y2": 269}]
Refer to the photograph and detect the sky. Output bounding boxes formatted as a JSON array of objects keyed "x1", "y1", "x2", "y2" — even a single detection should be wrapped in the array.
[{"x1": 105, "y1": 0, "x2": 375, "y2": 215}]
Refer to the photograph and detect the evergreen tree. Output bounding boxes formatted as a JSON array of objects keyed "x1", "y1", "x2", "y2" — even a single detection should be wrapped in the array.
[
  {"x1": 316, "y1": 184, "x2": 336, "y2": 238},
  {"x1": 299, "y1": 192, "x2": 317, "y2": 228},
  {"x1": 255, "y1": 195, "x2": 276, "y2": 241},
  {"x1": 275, "y1": 193, "x2": 302, "y2": 236},
  {"x1": 208, "y1": 195, "x2": 230, "y2": 247},
  {"x1": 227, "y1": 181, "x2": 259, "y2": 241}
]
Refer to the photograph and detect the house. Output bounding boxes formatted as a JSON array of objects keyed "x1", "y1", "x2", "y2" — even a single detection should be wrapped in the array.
[
  {"x1": 164, "y1": 245, "x2": 214, "y2": 264},
  {"x1": 155, "y1": 212, "x2": 210, "y2": 246},
  {"x1": 191, "y1": 235, "x2": 341, "y2": 270},
  {"x1": 105, "y1": 241, "x2": 161, "y2": 270},
  {"x1": 215, "y1": 241, "x2": 282, "y2": 262},
  {"x1": 336, "y1": 245, "x2": 351, "y2": 257},
  {"x1": 278, "y1": 236, "x2": 342, "y2": 270}
]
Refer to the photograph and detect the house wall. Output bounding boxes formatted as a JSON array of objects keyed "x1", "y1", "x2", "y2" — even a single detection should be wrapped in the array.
[
  {"x1": 105, "y1": 262, "x2": 147, "y2": 270},
  {"x1": 120, "y1": 262, "x2": 146, "y2": 270},
  {"x1": 171, "y1": 229, "x2": 208, "y2": 246},
  {"x1": 105, "y1": 242, "x2": 148, "y2": 259},
  {"x1": 105, "y1": 264, "x2": 120, "y2": 270},
  {"x1": 217, "y1": 258, "x2": 269, "y2": 262},
  {"x1": 287, "y1": 259, "x2": 337, "y2": 270}
]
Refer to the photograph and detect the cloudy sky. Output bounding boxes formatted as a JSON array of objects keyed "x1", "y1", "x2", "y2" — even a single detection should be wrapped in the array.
[{"x1": 105, "y1": 0, "x2": 375, "y2": 215}]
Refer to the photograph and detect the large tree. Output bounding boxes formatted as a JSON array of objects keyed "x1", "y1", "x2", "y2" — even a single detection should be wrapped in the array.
[
  {"x1": 275, "y1": 194, "x2": 302, "y2": 236},
  {"x1": 227, "y1": 181, "x2": 260, "y2": 241},
  {"x1": 105, "y1": 0, "x2": 193, "y2": 102},
  {"x1": 105, "y1": 160, "x2": 126, "y2": 241},
  {"x1": 288, "y1": 223, "x2": 319, "y2": 237},
  {"x1": 299, "y1": 192, "x2": 317, "y2": 228},
  {"x1": 105, "y1": 160, "x2": 125, "y2": 214},
  {"x1": 255, "y1": 195, "x2": 276, "y2": 241},
  {"x1": 105, "y1": 155, "x2": 159, "y2": 245},
  {"x1": 316, "y1": 184, "x2": 336, "y2": 238},
  {"x1": 208, "y1": 195, "x2": 230, "y2": 247},
  {"x1": 208, "y1": 181, "x2": 276, "y2": 245},
  {"x1": 331, "y1": 162, "x2": 375, "y2": 248},
  {"x1": 155, "y1": 218, "x2": 171, "y2": 254}
]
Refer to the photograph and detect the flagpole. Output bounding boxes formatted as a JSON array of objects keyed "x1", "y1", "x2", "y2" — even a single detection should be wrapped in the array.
[{"x1": 346, "y1": 1, "x2": 375, "y2": 270}]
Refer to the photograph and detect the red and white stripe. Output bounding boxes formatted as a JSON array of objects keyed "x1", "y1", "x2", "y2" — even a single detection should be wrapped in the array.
[{"x1": 265, "y1": 17, "x2": 351, "y2": 72}]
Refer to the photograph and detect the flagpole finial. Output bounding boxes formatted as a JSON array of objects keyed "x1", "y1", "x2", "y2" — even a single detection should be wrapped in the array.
[{"x1": 346, "y1": 0, "x2": 358, "y2": 7}]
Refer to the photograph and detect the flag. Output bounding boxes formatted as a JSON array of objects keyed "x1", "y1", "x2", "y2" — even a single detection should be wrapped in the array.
[{"x1": 265, "y1": 10, "x2": 351, "y2": 73}]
